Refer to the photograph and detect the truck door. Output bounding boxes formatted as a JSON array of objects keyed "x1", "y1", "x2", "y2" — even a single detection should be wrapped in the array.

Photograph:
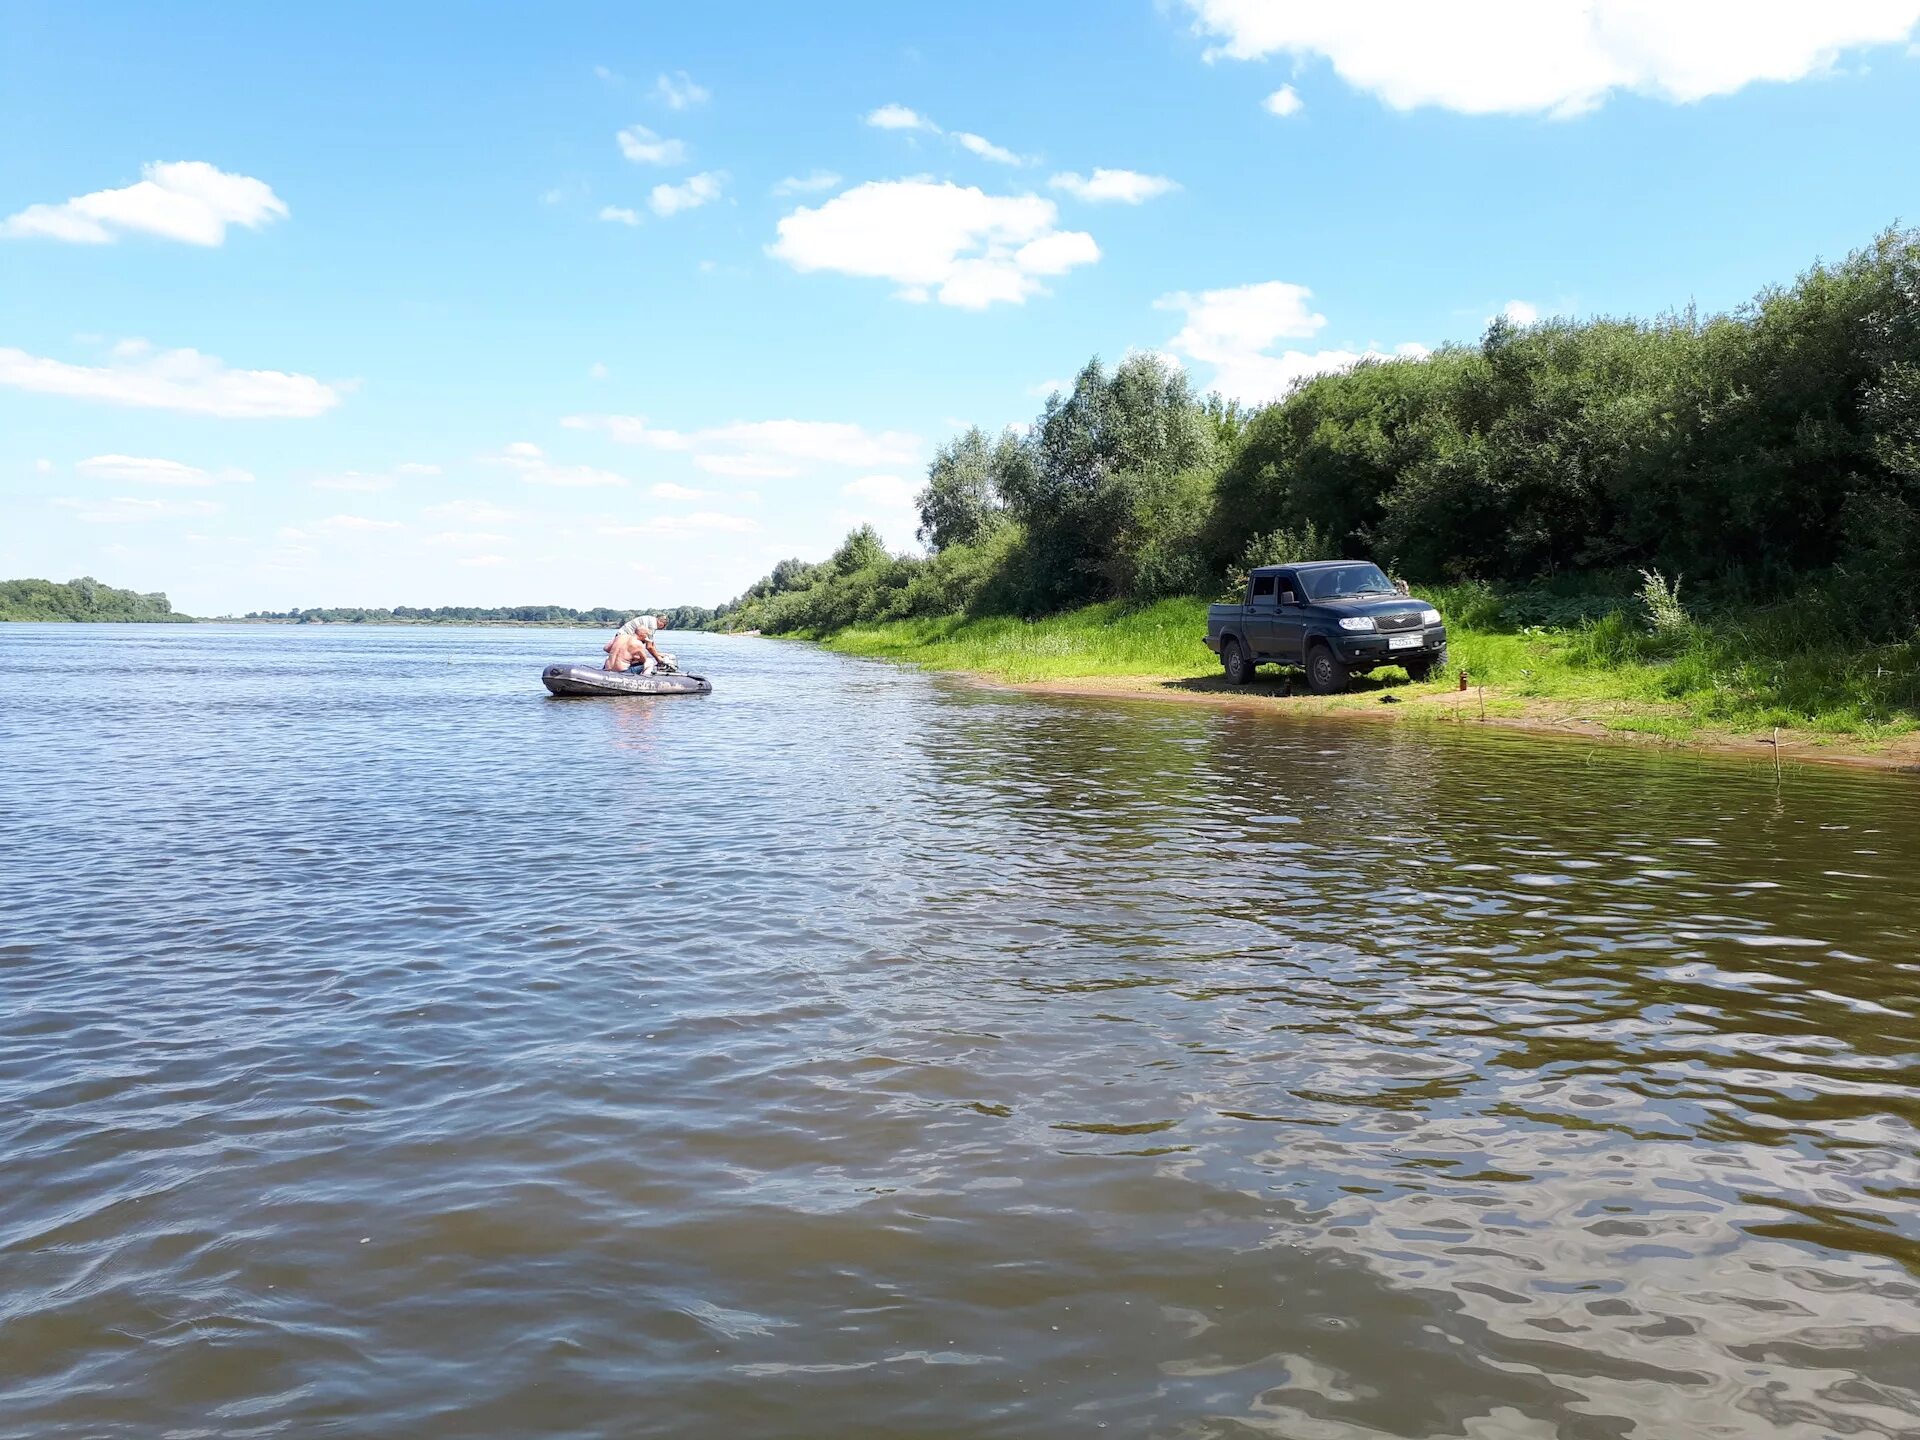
[
  {"x1": 1246, "y1": 573, "x2": 1279, "y2": 655},
  {"x1": 1270, "y1": 571, "x2": 1307, "y2": 662}
]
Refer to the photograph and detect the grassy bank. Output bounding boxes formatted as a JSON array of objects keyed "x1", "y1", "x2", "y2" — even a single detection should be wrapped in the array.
[{"x1": 819, "y1": 595, "x2": 1920, "y2": 751}]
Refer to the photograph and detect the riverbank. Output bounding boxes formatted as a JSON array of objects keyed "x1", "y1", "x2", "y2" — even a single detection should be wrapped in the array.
[{"x1": 817, "y1": 598, "x2": 1920, "y2": 774}]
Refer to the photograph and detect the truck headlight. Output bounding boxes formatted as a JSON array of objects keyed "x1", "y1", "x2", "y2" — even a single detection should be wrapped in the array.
[
  {"x1": 1338, "y1": 616, "x2": 1376, "y2": 632},
  {"x1": 1420, "y1": 608, "x2": 1441, "y2": 625}
]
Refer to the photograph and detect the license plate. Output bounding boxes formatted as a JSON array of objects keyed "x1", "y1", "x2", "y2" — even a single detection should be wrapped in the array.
[{"x1": 1388, "y1": 633, "x2": 1421, "y2": 650}]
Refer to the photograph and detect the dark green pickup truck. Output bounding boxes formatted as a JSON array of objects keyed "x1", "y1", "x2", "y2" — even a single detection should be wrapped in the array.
[{"x1": 1205, "y1": 560, "x2": 1448, "y2": 693}]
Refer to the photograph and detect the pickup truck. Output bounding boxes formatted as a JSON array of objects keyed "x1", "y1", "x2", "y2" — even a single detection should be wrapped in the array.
[{"x1": 1205, "y1": 560, "x2": 1448, "y2": 693}]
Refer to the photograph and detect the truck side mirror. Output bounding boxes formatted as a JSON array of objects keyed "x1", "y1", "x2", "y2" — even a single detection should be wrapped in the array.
[{"x1": 1279, "y1": 590, "x2": 1296, "y2": 605}]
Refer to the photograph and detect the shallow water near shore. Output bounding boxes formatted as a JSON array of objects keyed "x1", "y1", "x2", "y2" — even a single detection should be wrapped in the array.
[{"x1": 3, "y1": 623, "x2": 1918, "y2": 1438}]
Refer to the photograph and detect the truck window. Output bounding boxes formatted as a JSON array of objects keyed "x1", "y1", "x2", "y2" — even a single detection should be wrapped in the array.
[{"x1": 1250, "y1": 574, "x2": 1276, "y2": 600}]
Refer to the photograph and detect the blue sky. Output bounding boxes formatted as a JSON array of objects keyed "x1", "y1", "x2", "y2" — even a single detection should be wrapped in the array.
[{"x1": 4, "y1": 1, "x2": 1919, "y2": 615}]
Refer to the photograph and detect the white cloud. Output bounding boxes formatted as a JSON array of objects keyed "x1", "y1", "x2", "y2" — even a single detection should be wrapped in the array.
[
  {"x1": 564, "y1": 414, "x2": 922, "y2": 478},
  {"x1": 769, "y1": 179, "x2": 1099, "y2": 308},
  {"x1": 76, "y1": 454, "x2": 253, "y2": 487},
  {"x1": 599, "y1": 512, "x2": 758, "y2": 537},
  {"x1": 1028, "y1": 378, "x2": 1070, "y2": 397},
  {"x1": 654, "y1": 71, "x2": 710, "y2": 109},
  {"x1": 1501, "y1": 299, "x2": 1540, "y2": 326},
  {"x1": 842, "y1": 473, "x2": 919, "y2": 506},
  {"x1": 650, "y1": 171, "x2": 725, "y2": 217},
  {"x1": 425, "y1": 498, "x2": 516, "y2": 525},
  {"x1": 774, "y1": 170, "x2": 843, "y2": 195},
  {"x1": 1158, "y1": 280, "x2": 1426, "y2": 404},
  {"x1": 617, "y1": 125, "x2": 689, "y2": 165},
  {"x1": 426, "y1": 530, "x2": 512, "y2": 548},
  {"x1": 865, "y1": 103, "x2": 936, "y2": 131},
  {"x1": 52, "y1": 496, "x2": 220, "y2": 524},
  {"x1": 1183, "y1": 0, "x2": 1920, "y2": 116},
  {"x1": 34, "y1": 458, "x2": 53, "y2": 473},
  {"x1": 1, "y1": 161, "x2": 286, "y2": 246},
  {"x1": 599, "y1": 205, "x2": 642, "y2": 226},
  {"x1": 1049, "y1": 168, "x2": 1179, "y2": 204},
  {"x1": 649, "y1": 481, "x2": 713, "y2": 500},
  {"x1": 486, "y1": 441, "x2": 629, "y2": 488},
  {"x1": 315, "y1": 514, "x2": 402, "y2": 533},
  {"x1": 313, "y1": 462, "x2": 440, "y2": 493},
  {"x1": 0, "y1": 341, "x2": 342, "y2": 418},
  {"x1": 459, "y1": 554, "x2": 509, "y2": 567},
  {"x1": 589, "y1": 362, "x2": 609, "y2": 380},
  {"x1": 955, "y1": 131, "x2": 1023, "y2": 165},
  {"x1": 1264, "y1": 84, "x2": 1304, "y2": 116}
]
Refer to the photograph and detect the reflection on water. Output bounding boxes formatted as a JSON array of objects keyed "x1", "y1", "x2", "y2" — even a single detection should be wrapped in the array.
[{"x1": 1, "y1": 623, "x2": 1917, "y2": 1438}]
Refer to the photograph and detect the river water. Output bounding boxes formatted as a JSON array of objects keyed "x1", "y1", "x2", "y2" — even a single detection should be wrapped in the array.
[{"x1": 2, "y1": 623, "x2": 1917, "y2": 1438}]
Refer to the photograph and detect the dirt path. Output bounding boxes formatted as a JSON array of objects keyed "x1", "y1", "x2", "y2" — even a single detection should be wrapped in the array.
[{"x1": 957, "y1": 670, "x2": 1920, "y2": 777}]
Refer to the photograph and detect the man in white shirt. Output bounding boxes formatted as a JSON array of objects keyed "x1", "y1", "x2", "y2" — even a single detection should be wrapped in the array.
[{"x1": 603, "y1": 613, "x2": 670, "y2": 673}]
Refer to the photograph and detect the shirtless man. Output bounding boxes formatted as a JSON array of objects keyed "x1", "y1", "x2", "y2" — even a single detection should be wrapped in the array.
[{"x1": 603, "y1": 613, "x2": 670, "y2": 673}]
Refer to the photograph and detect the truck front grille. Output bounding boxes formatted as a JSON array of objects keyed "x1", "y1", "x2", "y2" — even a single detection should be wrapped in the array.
[{"x1": 1375, "y1": 612, "x2": 1424, "y2": 632}]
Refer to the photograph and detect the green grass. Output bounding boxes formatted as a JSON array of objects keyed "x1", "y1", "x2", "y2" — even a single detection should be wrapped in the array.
[
  {"x1": 816, "y1": 595, "x2": 1920, "y2": 744},
  {"x1": 823, "y1": 598, "x2": 1216, "y2": 683}
]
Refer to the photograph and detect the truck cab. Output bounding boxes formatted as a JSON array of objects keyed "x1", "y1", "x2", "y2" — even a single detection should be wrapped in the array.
[{"x1": 1204, "y1": 560, "x2": 1448, "y2": 694}]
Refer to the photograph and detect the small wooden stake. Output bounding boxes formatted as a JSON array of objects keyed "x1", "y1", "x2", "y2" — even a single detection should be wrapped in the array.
[
  {"x1": 1773, "y1": 727, "x2": 1782, "y2": 784},
  {"x1": 1479, "y1": 685, "x2": 1487, "y2": 723}
]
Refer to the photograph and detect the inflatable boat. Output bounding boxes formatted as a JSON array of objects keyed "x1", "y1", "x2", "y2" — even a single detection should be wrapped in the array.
[{"x1": 541, "y1": 664, "x2": 712, "y2": 697}]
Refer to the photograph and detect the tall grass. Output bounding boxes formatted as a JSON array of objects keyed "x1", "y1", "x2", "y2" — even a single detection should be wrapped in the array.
[{"x1": 818, "y1": 593, "x2": 1920, "y2": 741}]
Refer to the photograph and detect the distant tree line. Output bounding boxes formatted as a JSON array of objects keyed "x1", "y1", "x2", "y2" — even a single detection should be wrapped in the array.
[
  {"x1": 240, "y1": 603, "x2": 719, "y2": 627},
  {"x1": 701, "y1": 226, "x2": 1920, "y2": 641},
  {"x1": 0, "y1": 576, "x2": 187, "y2": 622}
]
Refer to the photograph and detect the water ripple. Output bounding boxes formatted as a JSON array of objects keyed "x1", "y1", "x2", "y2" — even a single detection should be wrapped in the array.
[{"x1": 1, "y1": 623, "x2": 1917, "y2": 1437}]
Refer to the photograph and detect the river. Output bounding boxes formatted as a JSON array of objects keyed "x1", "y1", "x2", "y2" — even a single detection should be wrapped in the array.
[{"x1": 2, "y1": 623, "x2": 1916, "y2": 1438}]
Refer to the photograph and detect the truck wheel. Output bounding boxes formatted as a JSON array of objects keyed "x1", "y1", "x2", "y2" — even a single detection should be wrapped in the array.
[
  {"x1": 1403, "y1": 644, "x2": 1447, "y2": 683},
  {"x1": 1306, "y1": 643, "x2": 1349, "y2": 695},
  {"x1": 1223, "y1": 639, "x2": 1256, "y2": 685}
]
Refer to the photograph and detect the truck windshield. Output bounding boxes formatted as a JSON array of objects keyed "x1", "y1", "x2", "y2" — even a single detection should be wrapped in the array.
[{"x1": 1302, "y1": 564, "x2": 1395, "y2": 600}]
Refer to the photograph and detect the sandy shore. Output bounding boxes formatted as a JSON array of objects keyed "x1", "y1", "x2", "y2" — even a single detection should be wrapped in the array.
[{"x1": 945, "y1": 669, "x2": 1920, "y2": 777}]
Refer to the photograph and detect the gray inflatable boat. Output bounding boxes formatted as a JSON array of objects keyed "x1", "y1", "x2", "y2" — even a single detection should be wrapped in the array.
[{"x1": 542, "y1": 664, "x2": 712, "y2": 697}]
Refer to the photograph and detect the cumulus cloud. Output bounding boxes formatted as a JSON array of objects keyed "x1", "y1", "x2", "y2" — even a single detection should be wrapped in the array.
[
  {"x1": 486, "y1": 441, "x2": 629, "y2": 487},
  {"x1": 769, "y1": 179, "x2": 1098, "y2": 308},
  {"x1": 1183, "y1": 0, "x2": 1920, "y2": 116},
  {"x1": 1501, "y1": 299, "x2": 1541, "y2": 325},
  {"x1": 773, "y1": 170, "x2": 843, "y2": 196},
  {"x1": 564, "y1": 414, "x2": 922, "y2": 478},
  {"x1": 53, "y1": 495, "x2": 221, "y2": 524},
  {"x1": 650, "y1": 171, "x2": 725, "y2": 217},
  {"x1": 425, "y1": 498, "x2": 517, "y2": 525},
  {"x1": 955, "y1": 131, "x2": 1023, "y2": 165},
  {"x1": 314, "y1": 514, "x2": 402, "y2": 533},
  {"x1": 76, "y1": 454, "x2": 253, "y2": 487},
  {"x1": 0, "y1": 340, "x2": 342, "y2": 418},
  {"x1": 1264, "y1": 84, "x2": 1304, "y2": 116},
  {"x1": 649, "y1": 481, "x2": 713, "y2": 500},
  {"x1": 599, "y1": 205, "x2": 642, "y2": 226},
  {"x1": 1158, "y1": 280, "x2": 1426, "y2": 403},
  {"x1": 1049, "y1": 168, "x2": 1179, "y2": 203},
  {"x1": 865, "y1": 103, "x2": 936, "y2": 130},
  {"x1": 617, "y1": 125, "x2": 689, "y2": 164},
  {"x1": 1, "y1": 161, "x2": 286, "y2": 245},
  {"x1": 599, "y1": 512, "x2": 759, "y2": 537},
  {"x1": 312, "y1": 462, "x2": 440, "y2": 493},
  {"x1": 654, "y1": 71, "x2": 709, "y2": 109},
  {"x1": 842, "y1": 474, "x2": 919, "y2": 506}
]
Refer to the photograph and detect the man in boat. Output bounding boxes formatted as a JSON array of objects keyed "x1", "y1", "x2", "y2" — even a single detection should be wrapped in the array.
[{"x1": 603, "y1": 613, "x2": 670, "y2": 673}]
